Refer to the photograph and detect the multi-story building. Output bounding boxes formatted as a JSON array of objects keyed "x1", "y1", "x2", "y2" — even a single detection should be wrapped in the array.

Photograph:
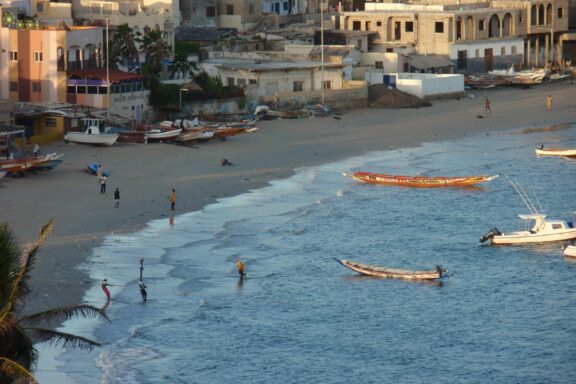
[
  {"x1": 335, "y1": 1, "x2": 572, "y2": 72},
  {"x1": 181, "y1": 0, "x2": 218, "y2": 27}
]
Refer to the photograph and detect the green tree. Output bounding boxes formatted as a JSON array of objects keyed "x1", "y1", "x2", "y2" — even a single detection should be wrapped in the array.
[
  {"x1": 0, "y1": 221, "x2": 109, "y2": 384},
  {"x1": 140, "y1": 27, "x2": 171, "y2": 73},
  {"x1": 110, "y1": 23, "x2": 141, "y2": 71},
  {"x1": 169, "y1": 53, "x2": 198, "y2": 79}
]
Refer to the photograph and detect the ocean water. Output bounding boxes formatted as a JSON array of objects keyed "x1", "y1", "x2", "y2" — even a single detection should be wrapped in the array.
[{"x1": 36, "y1": 125, "x2": 576, "y2": 384}]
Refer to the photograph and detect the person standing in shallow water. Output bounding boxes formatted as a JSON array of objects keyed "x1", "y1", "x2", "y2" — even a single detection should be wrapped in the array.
[
  {"x1": 101, "y1": 279, "x2": 112, "y2": 301},
  {"x1": 114, "y1": 187, "x2": 120, "y2": 208},
  {"x1": 139, "y1": 279, "x2": 147, "y2": 302},
  {"x1": 170, "y1": 189, "x2": 176, "y2": 210},
  {"x1": 484, "y1": 97, "x2": 491, "y2": 113}
]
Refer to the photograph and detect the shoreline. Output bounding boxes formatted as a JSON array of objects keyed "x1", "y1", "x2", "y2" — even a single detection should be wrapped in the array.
[{"x1": 2, "y1": 81, "x2": 575, "y2": 316}]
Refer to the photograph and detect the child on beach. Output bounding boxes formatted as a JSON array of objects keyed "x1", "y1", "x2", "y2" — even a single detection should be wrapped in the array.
[{"x1": 114, "y1": 187, "x2": 120, "y2": 208}]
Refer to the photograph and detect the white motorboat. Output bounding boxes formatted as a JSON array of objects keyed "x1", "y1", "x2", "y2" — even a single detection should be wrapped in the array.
[
  {"x1": 64, "y1": 118, "x2": 119, "y2": 146},
  {"x1": 480, "y1": 214, "x2": 576, "y2": 245},
  {"x1": 564, "y1": 245, "x2": 576, "y2": 258},
  {"x1": 480, "y1": 178, "x2": 576, "y2": 245}
]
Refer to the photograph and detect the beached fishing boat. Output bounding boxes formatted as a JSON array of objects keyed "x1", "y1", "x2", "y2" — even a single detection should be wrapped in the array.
[
  {"x1": 0, "y1": 153, "x2": 61, "y2": 173},
  {"x1": 337, "y1": 259, "x2": 448, "y2": 280},
  {"x1": 535, "y1": 147, "x2": 576, "y2": 158},
  {"x1": 212, "y1": 126, "x2": 258, "y2": 139},
  {"x1": 564, "y1": 245, "x2": 576, "y2": 258},
  {"x1": 64, "y1": 118, "x2": 119, "y2": 146},
  {"x1": 0, "y1": 170, "x2": 6, "y2": 179},
  {"x1": 342, "y1": 171, "x2": 498, "y2": 187},
  {"x1": 146, "y1": 128, "x2": 182, "y2": 141},
  {"x1": 480, "y1": 178, "x2": 576, "y2": 245}
]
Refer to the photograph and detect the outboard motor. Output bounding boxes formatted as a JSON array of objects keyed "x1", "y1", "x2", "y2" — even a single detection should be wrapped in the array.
[{"x1": 480, "y1": 227, "x2": 502, "y2": 243}]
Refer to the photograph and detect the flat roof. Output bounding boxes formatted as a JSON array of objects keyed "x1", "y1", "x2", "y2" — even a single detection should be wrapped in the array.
[{"x1": 211, "y1": 60, "x2": 345, "y2": 72}]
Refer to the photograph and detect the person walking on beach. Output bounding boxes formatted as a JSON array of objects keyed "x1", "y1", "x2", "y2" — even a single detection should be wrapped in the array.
[
  {"x1": 546, "y1": 95, "x2": 553, "y2": 111},
  {"x1": 484, "y1": 97, "x2": 491, "y2": 114},
  {"x1": 170, "y1": 188, "x2": 176, "y2": 210},
  {"x1": 101, "y1": 278, "x2": 113, "y2": 301},
  {"x1": 99, "y1": 175, "x2": 108, "y2": 194},
  {"x1": 33, "y1": 143, "x2": 40, "y2": 157},
  {"x1": 139, "y1": 279, "x2": 148, "y2": 303},
  {"x1": 114, "y1": 187, "x2": 120, "y2": 208}
]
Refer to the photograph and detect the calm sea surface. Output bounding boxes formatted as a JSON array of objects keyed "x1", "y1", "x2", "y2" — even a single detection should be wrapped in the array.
[{"x1": 37, "y1": 125, "x2": 576, "y2": 384}]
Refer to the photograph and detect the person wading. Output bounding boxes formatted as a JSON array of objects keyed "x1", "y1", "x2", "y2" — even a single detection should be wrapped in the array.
[{"x1": 170, "y1": 189, "x2": 176, "y2": 210}]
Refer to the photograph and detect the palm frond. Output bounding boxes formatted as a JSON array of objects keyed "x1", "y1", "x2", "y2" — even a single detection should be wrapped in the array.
[
  {"x1": 20, "y1": 304, "x2": 110, "y2": 326},
  {"x1": 0, "y1": 223, "x2": 24, "y2": 307},
  {"x1": 0, "y1": 323, "x2": 37, "y2": 371},
  {"x1": 25, "y1": 327, "x2": 101, "y2": 351},
  {"x1": 0, "y1": 357, "x2": 38, "y2": 384},
  {"x1": 7, "y1": 220, "x2": 54, "y2": 309}
]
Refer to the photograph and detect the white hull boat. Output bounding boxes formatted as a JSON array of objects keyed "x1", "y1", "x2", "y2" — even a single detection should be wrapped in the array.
[
  {"x1": 146, "y1": 128, "x2": 182, "y2": 141},
  {"x1": 535, "y1": 148, "x2": 576, "y2": 158},
  {"x1": 64, "y1": 118, "x2": 118, "y2": 145},
  {"x1": 480, "y1": 178, "x2": 576, "y2": 245},
  {"x1": 564, "y1": 245, "x2": 576, "y2": 258}
]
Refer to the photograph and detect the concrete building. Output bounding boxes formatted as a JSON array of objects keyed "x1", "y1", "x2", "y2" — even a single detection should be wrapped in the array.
[
  {"x1": 335, "y1": 1, "x2": 572, "y2": 72},
  {"x1": 180, "y1": 0, "x2": 218, "y2": 27}
]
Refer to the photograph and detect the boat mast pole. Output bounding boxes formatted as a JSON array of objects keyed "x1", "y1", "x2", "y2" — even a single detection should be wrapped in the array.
[
  {"x1": 106, "y1": 17, "x2": 110, "y2": 121},
  {"x1": 320, "y1": 0, "x2": 325, "y2": 105}
]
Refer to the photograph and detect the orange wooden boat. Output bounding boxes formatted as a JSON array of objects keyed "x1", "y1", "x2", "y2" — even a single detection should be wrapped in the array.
[{"x1": 343, "y1": 171, "x2": 498, "y2": 187}]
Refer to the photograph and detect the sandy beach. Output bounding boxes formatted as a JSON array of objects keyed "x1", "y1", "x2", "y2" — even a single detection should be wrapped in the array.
[{"x1": 1, "y1": 80, "x2": 574, "y2": 315}]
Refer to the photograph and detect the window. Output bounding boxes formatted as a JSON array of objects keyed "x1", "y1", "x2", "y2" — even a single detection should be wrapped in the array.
[
  {"x1": 375, "y1": 61, "x2": 384, "y2": 69},
  {"x1": 37, "y1": 2, "x2": 44, "y2": 12},
  {"x1": 501, "y1": 47, "x2": 506, "y2": 55},
  {"x1": 293, "y1": 81, "x2": 303, "y2": 92},
  {"x1": 376, "y1": 21, "x2": 382, "y2": 27},
  {"x1": 249, "y1": 4, "x2": 254, "y2": 14},
  {"x1": 9, "y1": 82, "x2": 17, "y2": 92},
  {"x1": 9, "y1": 51, "x2": 17, "y2": 61},
  {"x1": 511, "y1": 46, "x2": 517, "y2": 55},
  {"x1": 91, "y1": 3, "x2": 100, "y2": 14},
  {"x1": 237, "y1": 79, "x2": 246, "y2": 87},
  {"x1": 323, "y1": 80, "x2": 332, "y2": 90},
  {"x1": 227, "y1": 77, "x2": 234, "y2": 86},
  {"x1": 206, "y1": 6, "x2": 215, "y2": 17},
  {"x1": 226, "y1": 4, "x2": 234, "y2": 15},
  {"x1": 249, "y1": 79, "x2": 257, "y2": 84},
  {"x1": 405, "y1": 21, "x2": 413, "y2": 32},
  {"x1": 283, "y1": 2, "x2": 288, "y2": 10},
  {"x1": 457, "y1": 50, "x2": 467, "y2": 70},
  {"x1": 435, "y1": 22, "x2": 444, "y2": 33},
  {"x1": 45, "y1": 118, "x2": 57, "y2": 128},
  {"x1": 32, "y1": 82, "x2": 41, "y2": 92},
  {"x1": 103, "y1": 3, "x2": 112, "y2": 14},
  {"x1": 479, "y1": 19, "x2": 485, "y2": 31},
  {"x1": 386, "y1": 48, "x2": 393, "y2": 53},
  {"x1": 475, "y1": 49, "x2": 480, "y2": 58},
  {"x1": 552, "y1": 224, "x2": 563, "y2": 230},
  {"x1": 34, "y1": 51, "x2": 43, "y2": 62},
  {"x1": 558, "y1": 8, "x2": 563, "y2": 18},
  {"x1": 57, "y1": 47, "x2": 65, "y2": 71},
  {"x1": 353, "y1": 21, "x2": 361, "y2": 31}
]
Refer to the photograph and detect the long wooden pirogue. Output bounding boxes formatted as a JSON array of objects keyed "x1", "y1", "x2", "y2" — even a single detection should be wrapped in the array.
[
  {"x1": 338, "y1": 259, "x2": 448, "y2": 280},
  {"x1": 342, "y1": 171, "x2": 498, "y2": 187}
]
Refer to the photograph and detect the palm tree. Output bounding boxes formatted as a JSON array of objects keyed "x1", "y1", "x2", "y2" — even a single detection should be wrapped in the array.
[
  {"x1": 169, "y1": 52, "x2": 198, "y2": 79},
  {"x1": 0, "y1": 221, "x2": 109, "y2": 384},
  {"x1": 140, "y1": 27, "x2": 171, "y2": 74},
  {"x1": 110, "y1": 23, "x2": 141, "y2": 71}
]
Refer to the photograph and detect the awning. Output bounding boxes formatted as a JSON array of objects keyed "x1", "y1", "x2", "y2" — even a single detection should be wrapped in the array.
[{"x1": 409, "y1": 55, "x2": 453, "y2": 69}]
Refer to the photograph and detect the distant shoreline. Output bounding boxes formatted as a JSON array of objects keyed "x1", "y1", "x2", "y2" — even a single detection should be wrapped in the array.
[{"x1": 2, "y1": 80, "x2": 574, "y2": 317}]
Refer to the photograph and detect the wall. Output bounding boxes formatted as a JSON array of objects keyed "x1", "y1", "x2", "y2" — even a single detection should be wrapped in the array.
[
  {"x1": 365, "y1": 72, "x2": 464, "y2": 99},
  {"x1": 256, "y1": 85, "x2": 368, "y2": 110},
  {"x1": 181, "y1": 98, "x2": 247, "y2": 115}
]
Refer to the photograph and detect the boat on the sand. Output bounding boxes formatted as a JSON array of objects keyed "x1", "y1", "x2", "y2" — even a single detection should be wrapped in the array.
[
  {"x1": 0, "y1": 153, "x2": 61, "y2": 173},
  {"x1": 342, "y1": 171, "x2": 498, "y2": 187},
  {"x1": 535, "y1": 147, "x2": 576, "y2": 158},
  {"x1": 64, "y1": 118, "x2": 119, "y2": 146},
  {"x1": 337, "y1": 259, "x2": 448, "y2": 280},
  {"x1": 146, "y1": 128, "x2": 182, "y2": 141}
]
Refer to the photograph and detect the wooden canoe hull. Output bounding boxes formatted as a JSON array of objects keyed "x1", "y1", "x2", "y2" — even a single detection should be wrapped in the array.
[
  {"x1": 338, "y1": 259, "x2": 445, "y2": 280},
  {"x1": 343, "y1": 171, "x2": 498, "y2": 187},
  {"x1": 0, "y1": 153, "x2": 60, "y2": 173}
]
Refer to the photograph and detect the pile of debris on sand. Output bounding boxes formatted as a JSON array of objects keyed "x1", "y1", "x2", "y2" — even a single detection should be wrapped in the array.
[{"x1": 368, "y1": 84, "x2": 431, "y2": 108}]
